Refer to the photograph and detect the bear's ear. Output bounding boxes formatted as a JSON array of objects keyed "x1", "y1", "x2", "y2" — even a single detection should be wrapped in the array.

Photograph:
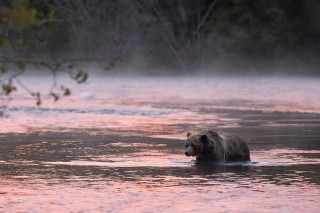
[
  {"x1": 200, "y1": 134, "x2": 208, "y2": 143},
  {"x1": 212, "y1": 132, "x2": 219, "y2": 137},
  {"x1": 187, "y1": 132, "x2": 192, "y2": 137},
  {"x1": 209, "y1": 131, "x2": 219, "y2": 138}
]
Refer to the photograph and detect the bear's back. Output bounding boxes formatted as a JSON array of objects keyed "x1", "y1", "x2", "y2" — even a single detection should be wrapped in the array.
[{"x1": 219, "y1": 133, "x2": 251, "y2": 162}]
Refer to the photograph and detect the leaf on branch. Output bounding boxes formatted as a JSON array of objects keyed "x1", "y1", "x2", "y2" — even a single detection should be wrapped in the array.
[
  {"x1": 2, "y1": 82, "x2": 17, "y2": 95},
  {"x1": 60, "y1": 85, "x2": 71, "y2": 96},
  {"x1": 31, "y1": 92, "x2": 41, "y2": 106},
  {"x1": 50, "y1": 93, "x2": 59, "y2": 102},
  {"x1": 67, "y1": 63, "x2": 75, "y2": 69},
  {"x1": 36, "y1": 98, "x2": 41, "y2": 106},
  {"x1": 15, "y1": 61, "x2": 26, "y2": 70},
  {"x1": 104, "y1": 58, "x2": 123, "y2": 70},
  {"x1": 73, "y1": 70, "x2": 88, "y2": 84}
]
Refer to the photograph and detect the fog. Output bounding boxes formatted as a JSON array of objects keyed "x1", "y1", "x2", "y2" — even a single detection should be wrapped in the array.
[
  {"x1": 1, "y1": 0, "x2": 320, "y2": 76},
  {"x1": 1, "y1": 2, "x2": 320, "y2": 212}
]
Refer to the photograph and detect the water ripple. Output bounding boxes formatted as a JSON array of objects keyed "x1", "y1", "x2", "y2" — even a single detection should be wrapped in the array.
[{"x1": 8, "y1": 106, "x2": 174, "y2": 116}]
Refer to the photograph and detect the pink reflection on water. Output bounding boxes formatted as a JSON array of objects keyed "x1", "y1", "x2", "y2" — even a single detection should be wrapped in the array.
[
  {"x1": 252, "y1": 149, "x2": 320, "y2": 166},
  {"x1": 107, "y1": 142, "x2": 167, "y2": 147},
  {"x1": 1, "y1": 76, "x2": 320, "y2": 212},
  {"x1": 1, "y1": 141, "x2": 320, "y2": 212},
  {"x1": 0, "y1": 174, "x2": 319, "y2": 213},
  {"x1": 1, "y1": 76, "x2": 320, "y2": 134},
  {"x1": 45, "y1": 151, "x2": 189, "y2": 168}
]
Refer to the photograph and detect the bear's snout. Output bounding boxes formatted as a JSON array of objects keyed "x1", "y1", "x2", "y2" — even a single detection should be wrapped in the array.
[
  {"x1": 185, "y1": 147, "x2": 194, "y2": 156},
  {"x1": 185, "y1": 144, "x2": 195, "y2": 157}
]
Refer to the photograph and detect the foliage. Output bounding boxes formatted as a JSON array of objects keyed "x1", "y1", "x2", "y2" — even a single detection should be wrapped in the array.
[
  {"x1": 204, "y1": 0, "x2": 320, "y2": 71},
  {"x1": 0, "y1": 0, "x2": 90, "y2": 107}
]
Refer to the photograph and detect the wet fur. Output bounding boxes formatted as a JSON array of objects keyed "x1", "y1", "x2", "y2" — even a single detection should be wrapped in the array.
[{"x1": 185, "y1": 130, "x2": 251, "y2": 163}]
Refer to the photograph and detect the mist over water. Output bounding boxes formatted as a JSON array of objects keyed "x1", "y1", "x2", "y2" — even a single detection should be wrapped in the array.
[
  {"x1": 1, "y1": 1, "x2": 320, "y2": 211},
  {"x1": 0, "y1": 74, "x2": 320, "y2": 212}
]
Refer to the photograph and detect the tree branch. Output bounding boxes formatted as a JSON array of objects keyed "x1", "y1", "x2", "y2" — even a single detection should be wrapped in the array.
[{"x1": 194, "y1": 0, "x2": 220, "y2": 35}]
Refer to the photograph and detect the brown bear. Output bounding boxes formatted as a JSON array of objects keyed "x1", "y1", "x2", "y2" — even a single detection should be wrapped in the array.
[{"x1": 184, "y1": 130, "x2": 251, "y2": 163}]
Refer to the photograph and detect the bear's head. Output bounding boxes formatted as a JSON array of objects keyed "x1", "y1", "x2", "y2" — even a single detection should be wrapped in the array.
[{"x1": 184, "y1": 131, "x2": 210, "y2": 157}]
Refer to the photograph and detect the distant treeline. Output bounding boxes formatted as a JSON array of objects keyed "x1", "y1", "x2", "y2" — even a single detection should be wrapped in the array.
[{"x1": 1, "y1": 0, "x2": 319, "y2": 74}]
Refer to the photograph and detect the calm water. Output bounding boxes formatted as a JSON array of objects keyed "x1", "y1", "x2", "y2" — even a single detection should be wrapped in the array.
[{"x1": 0, "y1": 75, "x2": 320, "y2": 212}]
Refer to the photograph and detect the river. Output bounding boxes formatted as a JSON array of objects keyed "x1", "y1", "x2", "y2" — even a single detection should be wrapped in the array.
[{"x1": 0, "y1": 75, "x2": 320, "y2": 212}]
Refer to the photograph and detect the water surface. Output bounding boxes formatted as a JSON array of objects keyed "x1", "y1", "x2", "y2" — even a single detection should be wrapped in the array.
[{"x1": 1, "y1": 75, "x2": 320, "y2": 212}]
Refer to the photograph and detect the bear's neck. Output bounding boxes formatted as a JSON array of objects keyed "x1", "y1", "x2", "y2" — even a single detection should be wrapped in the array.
[{"x1": 197, "y1": 136, "x2": 225, "y2": 162}]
